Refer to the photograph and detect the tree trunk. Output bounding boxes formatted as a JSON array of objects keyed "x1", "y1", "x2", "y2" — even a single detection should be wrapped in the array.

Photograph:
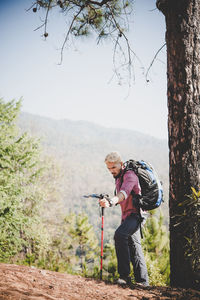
[{"x1": 156, "y1": 0, "x2": 200, "y2": 289}]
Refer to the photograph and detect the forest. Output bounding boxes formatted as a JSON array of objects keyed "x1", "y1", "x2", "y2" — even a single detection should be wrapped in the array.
[{"x1": 0, "y1": 99, "x2": 170, "y2": 286}]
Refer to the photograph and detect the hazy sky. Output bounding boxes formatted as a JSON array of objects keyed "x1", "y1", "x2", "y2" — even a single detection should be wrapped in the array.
[{"x1": 0, "y1": 0, "x2": 167, "y2": 139}]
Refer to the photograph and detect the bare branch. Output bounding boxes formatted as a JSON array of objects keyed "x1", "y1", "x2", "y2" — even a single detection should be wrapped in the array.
[
  {"x1": 34, "y1": 23, "x2": 45, "y2": 32},
  {"x1": 106, "y1": 3, "x2": 132, "y2": 64},
  {"x1": 105, "y1": 2, "x2": 143, "y2": 84},
  {"x1": 59, "y1": 6, "x2": 85, "y2": 64},
  {"x1": 26, "y1": 2, "x2": 37, "y2": 12},
  {"x1": 43, "y1": 0, "x2": 52, "y2": 37},
  {"x1": 145, "y1": 43, "x2": 166, "y2": 82}
]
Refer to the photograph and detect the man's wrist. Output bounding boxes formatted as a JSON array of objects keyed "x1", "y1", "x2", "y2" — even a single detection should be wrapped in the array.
[{"x1": 109, "y1": 196, "x2": 119, "y2": 207}]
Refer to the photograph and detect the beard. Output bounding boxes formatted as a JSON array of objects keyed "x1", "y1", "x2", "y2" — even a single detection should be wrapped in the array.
[{"x1": 113, "y1": 170, "x2": 122, "y2": 179}]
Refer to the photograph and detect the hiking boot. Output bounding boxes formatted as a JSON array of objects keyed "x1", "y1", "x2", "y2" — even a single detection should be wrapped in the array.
[
  {"x1": 135, "y1": 282, "x2": 149, "y2": 288},
  {"x1": 116, "y1": 278, "x2": 127, "y2": 286},
  {"x1": 116, "y1": 276, "x2": 134, "y2": 288}
]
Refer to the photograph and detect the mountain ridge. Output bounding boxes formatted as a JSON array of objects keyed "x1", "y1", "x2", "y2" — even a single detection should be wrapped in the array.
[{"x1": 20, "y1": 111, "x2": 168, "y2": 142}]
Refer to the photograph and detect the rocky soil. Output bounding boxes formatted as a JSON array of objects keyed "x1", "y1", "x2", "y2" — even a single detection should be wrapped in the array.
[{"x1": 0, "y1": 263, "x2": 200, "y2": 300}]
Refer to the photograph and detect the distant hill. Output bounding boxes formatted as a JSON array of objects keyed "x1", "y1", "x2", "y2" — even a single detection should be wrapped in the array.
[
  {"x1": 18, "y1": 112, "x2": 169, "y2": 238},
  {"x1": 18, "y1": 112, "x2": 168, "y2": 168}
]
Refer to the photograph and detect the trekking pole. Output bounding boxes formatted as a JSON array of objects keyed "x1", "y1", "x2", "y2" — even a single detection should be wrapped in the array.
[
  {"x1": 100, "y1": 205, "x2": 104, "y2": 280},
  {"x1": 83, "y1": 193, "x2": 110, "y2": 280}
]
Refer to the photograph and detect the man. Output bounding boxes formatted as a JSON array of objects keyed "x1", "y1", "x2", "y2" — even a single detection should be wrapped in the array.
[{"x1": 99, "y1": 151, "x2": 149, "y2": 287}]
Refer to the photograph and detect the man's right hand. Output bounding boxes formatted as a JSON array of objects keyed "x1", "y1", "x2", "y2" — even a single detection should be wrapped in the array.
[
  {"x1": 99, "y1": 198, "x2": 110, "y2": 208},
  {"x1": 99, "y1": 196, "x2": 119, "y2": 207}
]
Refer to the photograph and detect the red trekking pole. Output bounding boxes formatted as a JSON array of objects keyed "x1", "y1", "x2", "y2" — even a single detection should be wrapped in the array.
[
  {"x1": 83, "y1": 193, "x2": 109, "y2": 280},
  {"x1": 100, "y1": 206, "x2": 104, "y2": 280}
]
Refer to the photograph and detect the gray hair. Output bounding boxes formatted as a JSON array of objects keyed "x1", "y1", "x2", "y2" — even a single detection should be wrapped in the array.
[{"x1": 104, "y1": 151, "x2": 122, "y2": 163}]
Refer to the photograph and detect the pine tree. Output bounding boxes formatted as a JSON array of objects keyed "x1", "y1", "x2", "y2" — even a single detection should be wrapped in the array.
[
  {"x1": 67, "y1": 213, "x2": 99, "y2": 276},
  {"x1": 102, "y1": 243, "x2": 118, "y2": 282},
  {"x1": 142, "y1": 210, "x2": 170, "y2": 285},
  {"x1": 0, "y1": 99, "x2": 49, "y2": 262}
]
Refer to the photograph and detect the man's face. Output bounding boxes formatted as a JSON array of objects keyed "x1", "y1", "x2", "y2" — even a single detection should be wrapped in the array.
[{"x1": 106, "y1": 161, "x2": 122, "y2": 178}]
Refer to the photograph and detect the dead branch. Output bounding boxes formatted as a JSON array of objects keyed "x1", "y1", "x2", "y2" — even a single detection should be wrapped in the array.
[
  {"x1": 145, "y1": 43, "x2": 166, "y2": 82},
  {"x1": 59, "y1": 6, "x2": 85, "y2": 64}
]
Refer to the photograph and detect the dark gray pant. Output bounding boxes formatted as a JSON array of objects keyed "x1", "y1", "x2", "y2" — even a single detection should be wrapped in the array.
[{"x1": 114, "y1": 213, "x2": 149, "y2": 285}]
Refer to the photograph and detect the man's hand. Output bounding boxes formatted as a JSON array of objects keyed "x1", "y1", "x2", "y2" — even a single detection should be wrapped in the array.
[
  {"x1": 99, "y1": 196, "x2": 119, "y2": 207},
  {"x1": 99, "y1": 198, "x2": 110, "y2": 208}
]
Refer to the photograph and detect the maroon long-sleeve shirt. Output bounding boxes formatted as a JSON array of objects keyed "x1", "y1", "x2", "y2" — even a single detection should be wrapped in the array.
[{"x1": 115, "y1": 169, "x2": 141, "y2": 221}]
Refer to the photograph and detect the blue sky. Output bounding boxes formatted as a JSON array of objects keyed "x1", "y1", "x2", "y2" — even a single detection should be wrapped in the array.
[{"x1": 0, "y1": 0, "x2": 167, "y2": 139}]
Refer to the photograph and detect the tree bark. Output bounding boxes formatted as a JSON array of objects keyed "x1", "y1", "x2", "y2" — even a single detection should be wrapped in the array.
[{"x1": 157, "y1": 0, "x2": 200, "y2": 289}]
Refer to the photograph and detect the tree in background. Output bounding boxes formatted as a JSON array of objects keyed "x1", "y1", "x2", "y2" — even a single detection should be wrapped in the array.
[
  {"x1": 67, "y1": 212, "x2": 99, "y2": 276},
  {"x1": 142, "y1": 211, "x2": 170, "y2": 285},
  {"x1": 31, "y1": 0, "x2": 200, "y2": 289},
  {"x1": 102, "y1": 242, "x2": 118, "y2": 282},
  {"x1": 0, "y1": 99, "x2": 49, "y2": 262},
  {"x1": 37, "y1": 212, "x2": 77, "y2": 273}
]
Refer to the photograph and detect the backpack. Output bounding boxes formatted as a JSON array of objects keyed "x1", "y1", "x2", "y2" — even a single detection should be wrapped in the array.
[{"x1": 123, "y1": 159, "x2": 164, "y2": 211}]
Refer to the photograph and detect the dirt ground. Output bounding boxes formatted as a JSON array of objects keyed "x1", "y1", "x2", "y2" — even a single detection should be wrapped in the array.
[{"x1": 0, "y1": 263, "x2": 200, "y2": 300}]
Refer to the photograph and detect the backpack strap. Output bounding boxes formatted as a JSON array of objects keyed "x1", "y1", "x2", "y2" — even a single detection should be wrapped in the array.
[{"x1": 138, "y1": 210, "x2": 144, "y2": 239}]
